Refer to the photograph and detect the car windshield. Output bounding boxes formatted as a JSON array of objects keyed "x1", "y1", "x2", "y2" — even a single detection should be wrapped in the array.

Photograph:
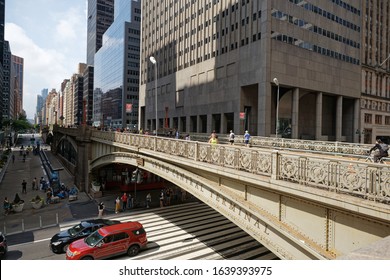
[
  {"x1": 68, "y1": 223, "x2": 86, "y2": 237},
  {"x1": 85, "y1": 230, "x2": 104, "y2": 246}
]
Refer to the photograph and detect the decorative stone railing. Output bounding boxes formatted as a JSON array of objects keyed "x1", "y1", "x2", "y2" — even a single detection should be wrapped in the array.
[
  {"x1": 186, "y1": 133, "x2": 373, "y2": 157},
  {"x1": 90, "y1": 130, "x2": 390, "y2": 204},
  {"x1": 57, "y1": 127, "x2": 375, "y2": 157}
]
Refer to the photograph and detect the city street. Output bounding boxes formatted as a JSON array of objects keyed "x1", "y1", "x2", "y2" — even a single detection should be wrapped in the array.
[
  {"x1": 4, "y1": 202, "x2": 277, "y2": 260},
  {"x1": 0, "y1": 134, "x2": 95, "y2": 237}
]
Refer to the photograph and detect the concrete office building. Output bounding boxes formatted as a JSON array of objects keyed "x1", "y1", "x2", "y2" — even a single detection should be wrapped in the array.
[{"x1": 139, "y1": 0, "x2": 363, "y2": 142}]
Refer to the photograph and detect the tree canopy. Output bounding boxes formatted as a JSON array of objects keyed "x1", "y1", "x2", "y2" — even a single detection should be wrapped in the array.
[{"x1": 2, "y1": 115, "x2": 33, "y2": 132}]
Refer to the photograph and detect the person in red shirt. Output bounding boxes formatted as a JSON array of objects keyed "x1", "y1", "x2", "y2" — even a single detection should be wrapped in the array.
[{"x1": 121, "y1": 192, "x2": 128, "y2": 210}]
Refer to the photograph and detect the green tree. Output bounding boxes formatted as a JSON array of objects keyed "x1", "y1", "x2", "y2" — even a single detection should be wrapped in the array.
[
  {"x1": 12, "y1": 119, "x2": 32, "y2": 132},
  {"x1": 1, "y1": 116, "x2": 32, "y2": 132}
]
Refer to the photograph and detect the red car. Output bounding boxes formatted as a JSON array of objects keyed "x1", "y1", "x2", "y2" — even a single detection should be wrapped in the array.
[{"x1": 66, "y1": 221, "x2": 147, "y2": 260}]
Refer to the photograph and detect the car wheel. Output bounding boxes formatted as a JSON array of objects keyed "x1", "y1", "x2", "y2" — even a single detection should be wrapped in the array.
[
  {"x1": 81, "y1": 256, "x2": 94, "y2": 260},
  {"x1": 127, "y1": 245, "x2": 140, "y2": 257},
  {"x1": 51, "y1": 246, "x2": 60, "y2": 254},
  {"x1": 62, "y1": 244, "x2": 69, "y2": 253}
]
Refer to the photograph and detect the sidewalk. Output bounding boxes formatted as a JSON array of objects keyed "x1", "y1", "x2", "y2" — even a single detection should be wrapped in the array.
[
  {"x1": 0, "y1": 144, "x2": 90, "y2": 235},
  {"x1": 0, "y1": 136, "x2": 198, "y2": 236}
]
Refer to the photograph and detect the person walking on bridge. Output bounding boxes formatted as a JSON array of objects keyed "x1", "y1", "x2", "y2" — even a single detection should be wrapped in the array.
[
  {"x1": 228, "y1": 130, "x2": 235, "y2": 145},
  {"x1": 244, "y1": 130, "x2": 251, "y2": 147}
]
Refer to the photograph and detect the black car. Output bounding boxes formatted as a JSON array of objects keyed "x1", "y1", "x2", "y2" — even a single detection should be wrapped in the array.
[
  {"x1": 0, "y1": 232, "x2": 7, "y2": 258},
  {"x1": 50, "y1": 219, "x2": 121, "y2": 254}
]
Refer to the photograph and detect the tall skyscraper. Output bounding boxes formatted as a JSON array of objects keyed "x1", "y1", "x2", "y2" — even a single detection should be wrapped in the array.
[
  {"x1": 92, "y1": 0, "x2": 140, "y2": 129},
  {"x1": 11, "y1": 54, "x2": 23, "y2": 118},
  {"x1": 139, "y1": 0, "x2": 363, "y2": 142},
  {"x1": 35, "y1": 95, "x2": 43, "y2": 125},
  {"x1": 85, "y1": 0, "x2": 115, "y2": 126},
  {"x1": 41, "y1": 88, "x2": 48, "y2": 101},
  {"x1": 2, "y1": 40, "x2": 11, "y2": 120},
  {"x1": 0, "y1": 0, "x2": 5, "y2": 125},
  {"x1": 86, "y1": 0, "x2": 115, "y2": 66}
]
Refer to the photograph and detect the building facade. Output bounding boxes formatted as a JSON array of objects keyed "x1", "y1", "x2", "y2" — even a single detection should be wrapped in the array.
[
  {"x1": 360, "y1": 0, "x2": 390, "y2": 143},
  {"x1": 0, "y1": 0, "x2": 5, "y2": 128},
  {"x1": 139, "y1": 0, "x2": 364, "y2": 142},
  {"x1": 86, "y1": 0, "x2": 115, "y2": 66},
  {"x1": 92, "y1": 0, "x2": 141, "y2": 129},
  {"x1": 11, "y1": 54, "x2": 23, "y2": 118},
  {"x1": 2, "y1": 40, "x2": 10, "y2": 120},
  {"x1": 84, "y1": 0, "x2": 115, "y2": 127},
  {"x1": 74, "y1": 63, "x2": 86, "y2": 126}
]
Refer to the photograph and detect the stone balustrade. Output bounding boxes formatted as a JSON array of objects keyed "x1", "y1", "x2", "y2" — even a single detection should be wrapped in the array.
[{"x1": 90, "y1": 130, "x2": 390, "y2": 204}]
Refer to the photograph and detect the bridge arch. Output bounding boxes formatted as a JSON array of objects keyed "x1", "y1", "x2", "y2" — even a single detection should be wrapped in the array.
[{"x1": 90, "y1": 152, "x2": 323, "y2": 260}]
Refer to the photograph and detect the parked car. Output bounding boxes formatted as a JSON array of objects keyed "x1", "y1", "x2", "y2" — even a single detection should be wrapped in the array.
[
  {"x1": 50, "y1": 219, "x2": 121, "y2": 254},
  {"x1": 0, "y1": 232, "x2": 8, "y2": 258},
  {"x1": 66, "y1": 221, "x2": 147, "y2": 260}
]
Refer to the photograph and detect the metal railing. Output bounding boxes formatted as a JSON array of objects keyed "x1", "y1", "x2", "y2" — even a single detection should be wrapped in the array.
[{"x1": 2, "y1": 213, "x2": 59, "y2": 235}]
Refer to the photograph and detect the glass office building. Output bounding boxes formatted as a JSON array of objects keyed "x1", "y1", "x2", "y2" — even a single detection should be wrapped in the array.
[
  {"x1": 93, "y1": 0, "x2": 140, "y2": 129},
  {"x1": 86, "y1": 0, "x2": 115, "y2": 66}
]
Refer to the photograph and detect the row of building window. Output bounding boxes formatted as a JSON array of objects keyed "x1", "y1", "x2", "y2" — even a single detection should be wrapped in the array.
[
  {"x1": 272, "y1": 9, "x2": 360, "y2": 49},
  {"x1": 329, "y1": 0, "x2": 360, "y2": 15},
  {"x1": 271, "y1": 32, "x2": 360, "y2": 65},
  {"x1": 365, "y1": 114, "x2": 390, "y2": 125},
  {"x1": 364, "y1": 72, "x2": 390, "y2": 98},
  {"x1": 289, "y1": 0, "x2": 361, "y2": 32},
  {"x1": 291, "y1": 0, "x2": 360, "y2": 16}
]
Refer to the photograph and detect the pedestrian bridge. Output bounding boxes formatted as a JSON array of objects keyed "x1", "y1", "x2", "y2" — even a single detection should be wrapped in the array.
[{"x1": 51, "y1": 126, "x2": 390, "y2": 260}]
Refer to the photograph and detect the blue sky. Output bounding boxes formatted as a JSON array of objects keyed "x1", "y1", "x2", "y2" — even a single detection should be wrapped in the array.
[{"x1": 5, "y1": 0, "x2": 87, "y2": 119}]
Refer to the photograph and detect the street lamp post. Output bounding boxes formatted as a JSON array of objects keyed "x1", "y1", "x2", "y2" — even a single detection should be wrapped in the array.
[
  {"x1": 356, "y1": 129, "x2": 365, "y2": 144},
  {"x1": 150, "y1": 56, "x2": 158, "y2": 136},
  {"x1": 273, "y1": 78, "x2": 280, "y2": 138}
]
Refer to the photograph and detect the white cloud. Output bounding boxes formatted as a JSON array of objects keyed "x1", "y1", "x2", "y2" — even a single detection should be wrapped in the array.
[
  {"x1": 4, "y1": 2, "x2": 87, "y2": 120},
  {"x1": 5, "y1": 23, "x2": 71, "y2": 118},
  {"x1": 55, "y1": 7, "x2": 86, "y2": 43}
]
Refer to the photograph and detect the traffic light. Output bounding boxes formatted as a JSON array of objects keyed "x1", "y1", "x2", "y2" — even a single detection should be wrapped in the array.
[{"x1": 131, "y1": 170, "x2": 137, "y2": 182}]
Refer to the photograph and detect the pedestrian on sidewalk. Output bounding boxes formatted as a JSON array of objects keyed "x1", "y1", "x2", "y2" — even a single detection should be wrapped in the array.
[
  {"x1": 121, "y1": 192, "x2": 128, "y2": 210},
  {"x1": 22, "y1": 179, "x2": 27, "y2": 194},
  {"x1": 98, "y1": 202, "x2": 105, "y2": 218},
  {"x1": 3, "y1": 197, "x2": 12, "y2": 215},
  {"x1": 146, "y1": 193, "x2": 151, "y2": 208},
  {"x1": 159, "y1": 190, "x2": 164, "y2": 208},
  {"x1": 12, "y1": 154, "x2": 15, "y2": 163},
  {"x1": 115, "y1": 196, "x2": 120, "y2": 213},
  {"x1": 32, "y1": 177, "x2": 37, "y2": 190},
  {"x1": 127, "y1": 193, "x2": 133, "y2": 209}
]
